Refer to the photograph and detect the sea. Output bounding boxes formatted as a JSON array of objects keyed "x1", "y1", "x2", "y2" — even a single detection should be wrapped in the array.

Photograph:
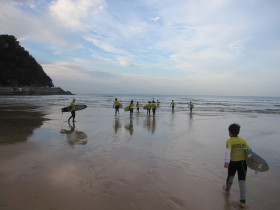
[{"x1": 1, "y1": 94, "x2": 280, "y2": 116}]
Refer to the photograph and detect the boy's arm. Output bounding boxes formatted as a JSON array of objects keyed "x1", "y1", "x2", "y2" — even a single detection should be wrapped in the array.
[
  {"x1": 224, "y1": 148, "x2": 231, "y2": 168},
  {"x1": 224, "y1": 141, "x2": 231, "y2": 168}
]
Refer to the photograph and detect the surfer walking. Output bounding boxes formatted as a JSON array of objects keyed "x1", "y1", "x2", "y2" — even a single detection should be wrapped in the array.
[
  {"x1": 170, "y1": 100, "x2": 175, "y2": 112},
  {"x1": 151, "y1": 100, "x2": 156, "y2": 116},
  {"x1": 129, "y1": 100, "x2": 134, "y2": 117},
  {"x1": 157, "y1": 100, "x2": 160, "y2": 107},
  {"x1": 147, "y1": 101, "x2": 151, "y2": 116},
  {"x1": 68, "y1": 99, "x2": 76, "y2": 122},
  {"x1": 136, "y1": 102, "x2": 140, "y2": 112},
  {"x1": 223, "y1": 123, "x2": 251, "y2": 208},
  {"x1": 188, "y1": 101, "x2": 194, "y2": 113},
  {"x1": 113, "y1": 98, "x2": 120, "y2": 114}
]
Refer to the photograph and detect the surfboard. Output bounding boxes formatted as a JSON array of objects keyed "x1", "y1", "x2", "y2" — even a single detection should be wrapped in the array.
[
  {"x1": 61, "y1": 104, "x2": 87, "y2": 112},
  {"x1": 245, "y1": 149, "x2": 269, "y2": 172},
  {"x1": 124, "y1": 106, "x2": 130, "y2": 111}
]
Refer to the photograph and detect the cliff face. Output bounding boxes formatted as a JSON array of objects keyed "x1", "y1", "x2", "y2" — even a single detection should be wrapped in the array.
[{"x1": 0, "y1": 35, "x2": 54, "y2": 87}]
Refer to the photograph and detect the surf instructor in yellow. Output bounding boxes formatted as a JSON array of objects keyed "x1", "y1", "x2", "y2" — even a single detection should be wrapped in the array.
[
  {"x1": 129, "y1": 100, "x2": 134, "y2": 117},
  {"x1": 68, "y1": 99, "x2": 76, "y2": 122},
  {"x1": 113, "y1": 98, "x2": 120, "y2": 114},
  {"x1": 188, "y1": 101, "x2": 194, "y2": 113},
  {"x1": 223, "y1": 123, "x2": 251, "y2": 208}
]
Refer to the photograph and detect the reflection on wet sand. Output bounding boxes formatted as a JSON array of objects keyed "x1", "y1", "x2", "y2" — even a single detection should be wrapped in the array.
[
  {"x1": 113, "y1": 114, "x2": 157, "y2": 135},
  {"x1": 60, "y1": 121, "x2": 87, "y2": 146},
  {"x1": 143, "y1": 116, "x2": 156, "y2": 134},
  {"x1": 189, "y1": 112, "x2": 193, "y2": 119},
  {"x1": 0, "y1": 104, "x2": 48, "y2": 143},
  {"x1": 113, "y1": 116, "x2": 121, "y2": 134},
  {"x1": 124, "y1": 118, "x2": 134, "y2": 135}
]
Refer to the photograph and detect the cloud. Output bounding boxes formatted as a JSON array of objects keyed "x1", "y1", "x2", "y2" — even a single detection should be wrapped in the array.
[
  {"x1": 53, "y1": 51, "x2": 64, "y2": 55},
  {"x1": 0, "y1": 0, "x2": 80, "y2": 48},
  {"x1": 150, "y1": 16, "x2": 160, "y2": 22},
  {"x1": 49, "y1": 0, "x2": 106, "y2": 31},
  {"x1": 26, "y1": 0, "x2": 36, "y2": 9},
  {"x1": 83, "y1": 35, "x2": 123, "y2": 54},
  {"x1": 118, "y1": 58, "x2": 134, "y2": 67},
  {"x1": 228, "y1": 40, "x2": 246, "y2": 55},
  {"x1": 41, "y1": 61, "x2": 221, "y2": 95}
]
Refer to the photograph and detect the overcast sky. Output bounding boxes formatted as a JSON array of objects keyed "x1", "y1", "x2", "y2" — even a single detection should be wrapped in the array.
[{"x1": 1, "y1": 0, "x2": 280, "y2": 96}]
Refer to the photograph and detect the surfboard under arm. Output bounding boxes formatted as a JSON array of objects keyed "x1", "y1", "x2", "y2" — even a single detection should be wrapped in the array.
[
  {"x1": 61, "y1": 104, "x2": 87, "y2": 112},
  {"x1": 245, "y1": 149, "x2": 269, "y2": 172}
]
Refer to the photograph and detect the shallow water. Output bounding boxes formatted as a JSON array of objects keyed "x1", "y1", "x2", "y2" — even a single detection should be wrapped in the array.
[
  {"x1": 0, "y1": 96, "x2": 280, "y2": 209},
  {"x1": 1, "y1": 94, "x2": 280, "y2": 114}
]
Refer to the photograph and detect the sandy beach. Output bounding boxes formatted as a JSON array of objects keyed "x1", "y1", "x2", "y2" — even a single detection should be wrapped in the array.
[{"x1": 0, "y1": 101, "x2": 280, "y2": 210}]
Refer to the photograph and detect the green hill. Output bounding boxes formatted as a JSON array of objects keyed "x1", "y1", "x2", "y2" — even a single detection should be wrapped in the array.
[{"x1": 0, "y1": 34, "x2": 54, "y2": 87}]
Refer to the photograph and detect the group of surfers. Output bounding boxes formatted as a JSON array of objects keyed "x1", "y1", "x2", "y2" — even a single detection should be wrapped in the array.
[
  {"x1": 67, "y1": 98, "x2": 194, "y2": 122},
  {"x1": 113, "y1": 98, "x2": 194, "y2": 116}
]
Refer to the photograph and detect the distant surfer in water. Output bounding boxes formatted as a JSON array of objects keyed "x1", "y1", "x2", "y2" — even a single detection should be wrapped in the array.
[
  {"x1": 68, "y1": 99, "x2": 76, "y2": 122},
  {"x1": 223, "y1": 123, "x2": 251, "y2": 208},
  {"x1": 188, "y1": 101, "x2": 194, "y2": 113},
  {"x1": 170, "y1": 100, "x2": 175, "y2": 112},
  {"x1": 147, "y1": 101, "x2": 151, "y2": 116},
  {"x1": 113, "y1": 98, "x2": 120, "y2": 114},
  {"x1": 129, "y1": 100, "x2": 134, "y2": 117},
  {"x1": 136, "y1": 102, "x2": 140, "y2": 112},
  {"x1": 151, "y1": 100, "x2": 156, "y2": 116}
]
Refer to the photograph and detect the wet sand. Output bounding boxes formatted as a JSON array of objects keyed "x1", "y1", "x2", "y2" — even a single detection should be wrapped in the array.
[{"x1": 0, "y1": 104, "x2": 280, "y2": 210}]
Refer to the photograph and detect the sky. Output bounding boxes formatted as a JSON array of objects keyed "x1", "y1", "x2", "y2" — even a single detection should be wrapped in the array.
[{"x1": 1, "y1": 0, "x2": 280, "y2": 96}]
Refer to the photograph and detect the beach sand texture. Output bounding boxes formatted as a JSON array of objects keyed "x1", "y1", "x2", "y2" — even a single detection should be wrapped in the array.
[{"x1": 0, "y1": 97, "x2": 280, "y2": 210}]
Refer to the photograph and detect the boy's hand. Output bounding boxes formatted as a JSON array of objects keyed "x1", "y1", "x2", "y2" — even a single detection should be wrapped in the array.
[{"x1": 224, "y1": 162, "x2": 229, "y2": 168}]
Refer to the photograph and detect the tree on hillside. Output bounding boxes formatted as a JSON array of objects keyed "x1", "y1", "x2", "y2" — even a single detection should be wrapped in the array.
[{"x1": 0, "y1": 34, "x2": 54, "y2": 87}]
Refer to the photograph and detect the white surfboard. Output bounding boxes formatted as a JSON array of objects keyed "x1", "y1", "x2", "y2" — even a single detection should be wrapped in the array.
[{"x1": 245, "y1": 149, "x2": 269, "y2": 172}]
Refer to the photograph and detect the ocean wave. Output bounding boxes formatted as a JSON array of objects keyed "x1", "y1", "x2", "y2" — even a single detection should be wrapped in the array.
[{"x1": 1, "y1": 95, "x2": 280, "y2": 115}]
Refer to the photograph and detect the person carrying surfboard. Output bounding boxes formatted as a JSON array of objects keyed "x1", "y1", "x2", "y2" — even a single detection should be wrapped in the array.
[
  {"x1": 129, "y1": 100, "x2": 134, "y2": 117},
  {"x1": 68, "y1": 99, "x2": 76, "y2": 122},
  {"x1": 151, "y1": 100, "x2": 156, "y2": 116},
  {"x1": 147, "y1": 101, "x2": 152, "y2": 116},
  {"x1": 113, "y1": 98, "x2": 120, "y2": 114},
  {"x1": 223, "y1": 123, "x2": 251, "y2": 208}
]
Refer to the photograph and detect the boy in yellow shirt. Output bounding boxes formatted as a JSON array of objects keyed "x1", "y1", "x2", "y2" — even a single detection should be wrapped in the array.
[{"x1": 223, "y1": 123, "x2": 251, "y2": 208}]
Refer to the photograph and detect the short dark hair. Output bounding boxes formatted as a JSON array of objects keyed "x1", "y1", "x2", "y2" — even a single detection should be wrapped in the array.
[{"x1": 228, "y1": 123, "x2": 240, "y2": 137}]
